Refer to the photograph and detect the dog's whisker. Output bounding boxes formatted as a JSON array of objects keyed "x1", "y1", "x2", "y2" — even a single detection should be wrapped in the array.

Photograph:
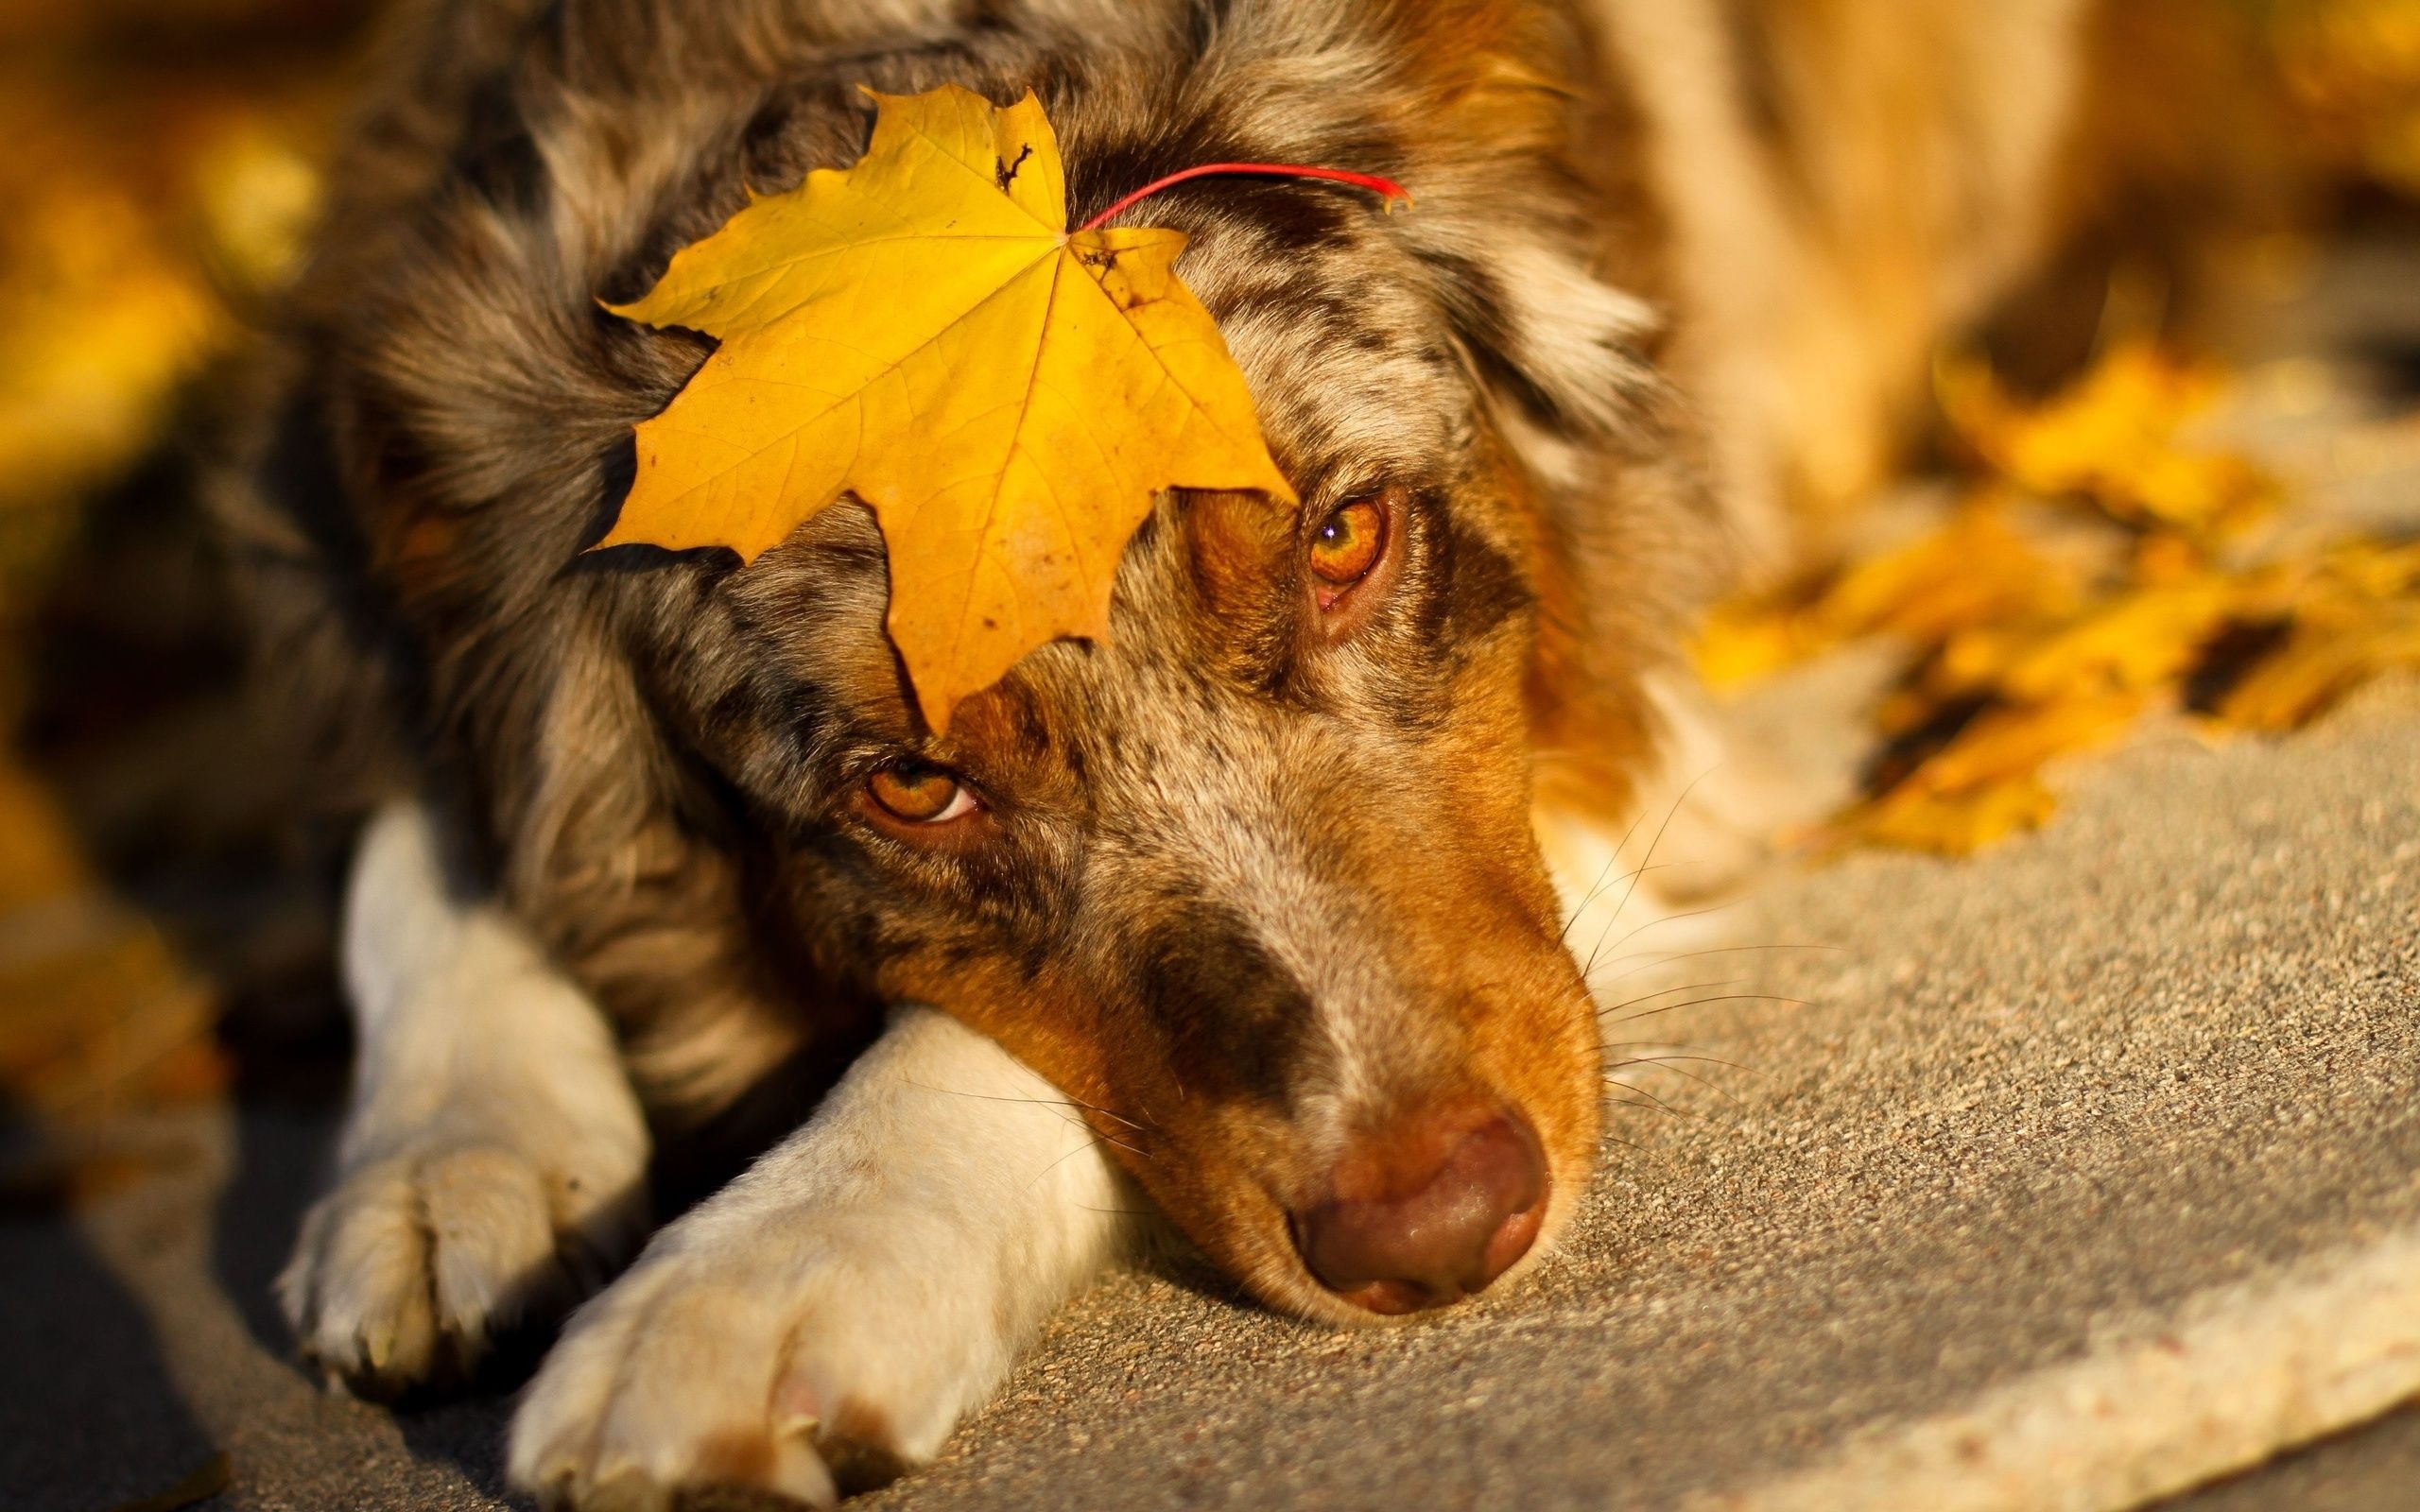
[
  {"x1": 1557, "y1": 850, "x2": 1632, "y2": 949},
  {"x1": 1590, "y1": 972, "x2": 1747, "y2": 998},
  {"x1": 1587, "y1": 978, "x2": 1749, "y2": 1018},
  {"x1": 1603, "y1": 1056, "x2": 1756, "y2": 1113},
  {"x1": 1565, "y1": 858, "x2": 1691, "y2": 980},
  {"x1": 1025, "y1": 1130, "x2": 1150, "y2": 1194},
  {"x1": 1597, "y1": 991, "x2": 1810, "y2": 1025},
  {"x1": 1578, "y1": 767, "x2": 1718, "y2": 977},
  {"x1": 1554, "y1": 799, "x2": 1659, "y2": 947},
  {"x1": 1563, "y1": 859, "x2": 1682, "y2": 950},
  {"x1": 1043, "y1": 1091, "x2": 1154, "y2": 1131},
  {"x1": 1595, "y1": 1132, "x2": 1676, "y2": 1171},
  {"x1": 1587, "y1": 940, "x2": 1841, "y2": 988},
  {"x1": 900, "y1": 1082, "x2": 1157, "y2": 1176},
  {"x1": 1597, "y1": 1072, "x2": 1689, "y2": 1115},
  {"x1": 903, "y1": 1080, "x2": 1153, "y2": 1135},
  {"x1": 1604, "y1": 1057, "x2": 1763, "y2": 1111},
  {"x1": 1600, "y1": 1094, "x2": 1686, "y2": 1118},
  {"x1": 1583, "y1": 898, "x2": 1739, "y2": 980},
  {"x1": 1601, "y1": 1038, "x2": 1735, "y2": 1059},
  {"x1": 1611, "y1": 1050, "x2": 1769, "y2": 1079},
  {"x1": 1599, "y1": 1084, "x2": 1690, "y2": 1118}
]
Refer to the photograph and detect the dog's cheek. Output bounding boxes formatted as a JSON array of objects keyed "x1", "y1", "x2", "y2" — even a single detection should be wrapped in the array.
[
  {"x1": 885, "y1": 950, "x2": 1315, "y2": 1297},
  {"x1": 873, "y1": 954, "x2": 1121, "y2": 1122}
]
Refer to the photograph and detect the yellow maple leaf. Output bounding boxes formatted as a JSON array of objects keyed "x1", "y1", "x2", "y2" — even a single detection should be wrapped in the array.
[{"x1": 601, "y1": 84, "x2": 1297, "y2": 730}]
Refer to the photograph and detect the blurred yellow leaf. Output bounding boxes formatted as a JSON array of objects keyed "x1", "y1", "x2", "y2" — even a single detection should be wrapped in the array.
[
  {"x1": 2221, "y1": 599, "x2": 2420, "y2": 730},
  {"x1": 0, "y1": 180, "x2": 221, "y2": 515},
  {"x1": 2273, "y1": 0, "x2": 2420, "y2": 196},
  {"x1": 1939, "y1": 341, "x2": 2275, "y2": 535},
  {"x1": 1837, "y1": 696, "x2": 2141, "y2": 855},
  {"x1": 1692, "y1": 506, "x2": 2081, "y2": 692},
  {"x1": 1693, "y1": 593, "x2": 1824, "y2": 688},
  {"x1": 193, "y1": 119, "x2": 322, "y2": 295},
  {"x1": 1818, "y1": 507, "x2": 2082, "y2": 642},
  {"x1": 1997, "y1": 577, "x2": 2241, "y2": 702},
  {"x1": 0, "y1": 765, "x2": 226, "y2": 1123},
  {"x1": 1700, "y1": 333, "x2": 2420, "y2": 861},
  {"x1": 2317, "y1": 538, "x2": 2420, "y2": 598},
  {"x1": 1847, "y1": 775, "x2": 2059, "y2": 857},
  {"x1": 0, "y1": 74, "x2": 328, "y2": 530},
  {"x1": 1912, "y1": 693, "x2": 2146, "y2": 797}
]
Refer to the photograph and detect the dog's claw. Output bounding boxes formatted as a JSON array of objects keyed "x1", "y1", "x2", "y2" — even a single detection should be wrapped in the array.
[{"x1": 279, "y1": 1141, "x2": 641, "y2": 1398}]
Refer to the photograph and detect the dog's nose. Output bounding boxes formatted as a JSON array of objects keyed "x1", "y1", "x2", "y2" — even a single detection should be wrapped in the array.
[{"x1": 1291, "y1": 1108, "x2": 1547, "y2": 1315}]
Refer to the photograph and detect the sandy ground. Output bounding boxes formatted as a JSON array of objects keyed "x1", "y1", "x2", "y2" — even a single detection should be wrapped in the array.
[{"x1": 7, "y1": 669, "x2": 2415, "y2": 1512}]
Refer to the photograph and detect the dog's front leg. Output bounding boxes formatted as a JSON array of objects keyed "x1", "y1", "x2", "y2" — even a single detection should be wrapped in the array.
[
  {"x1": 279, "y1": 799, "x2": 651, "y2": 1395},
  {"x1": 509, "y1": 1005, "x2": 1137, "y2": 1509}
]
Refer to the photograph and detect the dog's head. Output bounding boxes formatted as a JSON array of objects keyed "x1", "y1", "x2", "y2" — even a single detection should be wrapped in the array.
[{"x1": 294, "y1": 0, "x2": 1713, "y2": 1324}]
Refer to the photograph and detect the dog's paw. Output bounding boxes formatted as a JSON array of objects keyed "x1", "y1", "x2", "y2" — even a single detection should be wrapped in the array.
[
  {"x1": 509, "y1": 1220, "x2": 995, "y2": 1510},
  {"x1": 279, "y1": 1141, "x2": 640, "y2": 1398}
]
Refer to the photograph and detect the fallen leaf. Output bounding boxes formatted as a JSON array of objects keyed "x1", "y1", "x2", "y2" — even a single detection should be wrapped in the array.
[
  {"x1": 1938, "y1": 341, "x2": 2275, "y2": 536},
  {"x1": 1903, "y1": 693, "x2": 2146, "y2": 797},
  {"x1": 2316, "y1": 537, "x2": 2420, "y2": 598},
  {"x1": 0, "y1": 764, "x2": 226, "y2": 1122},
  {"x1": 2273, "y1": 0, "x2": 2420, "y2": 195},
  {"x1": 1996, "y1": 578, "x2": 2241, "y2": 702},
  {"x1": 2220, "y1": 598, "x2": 2420, "y2": 730},
  {"x1": 1847, "y1": 774, "x2": 2059, "y2": 857},
  {"x1": 0, "y1": 179, "x2": 219, "y2": 518},
  {"x1": 1691, "y1": 506, "x2": 2081, "y2": 692},
  {"x1": 1691, "y1": 596, "x2": 1818, "y2": 688},
  {"x1": 603, "y1": 84, "x2": 1297, "y2": 730},
  {"x1": 1814, "y1": 507, "x2": 2082, "y2": 644},
  {"x1": 1696, "y1": 331, "x2": 2420, "y2": 860}
]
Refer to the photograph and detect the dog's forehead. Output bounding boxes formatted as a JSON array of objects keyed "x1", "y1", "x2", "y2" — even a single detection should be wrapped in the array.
[
  {"x1": 1176, "y1": 220, "x2": 1465, "y2": 496},
  {"x1": 692, "y1": 126, "x2": 1508, "y2": 789}
]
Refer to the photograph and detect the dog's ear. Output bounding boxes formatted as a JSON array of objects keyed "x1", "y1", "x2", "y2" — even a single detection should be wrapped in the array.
[
  {"x1": 1468, "y1": 238, "x2": 1662, "y2": 440},
  {"x1": 1370, "y1": 0, "x2": 1668, "y2": 440},
  {"x1": 1399, "y1": 214, "x2": 1664, "y2": 445}
]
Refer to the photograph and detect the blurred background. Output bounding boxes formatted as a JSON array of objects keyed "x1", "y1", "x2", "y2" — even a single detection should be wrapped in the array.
[
  {"x1": 0, "y1": 0, "x2": 2416, "y2": 1200},
  {"x1": 0, "y1": 6, "x2": 2412, "y2": 1511},
  {"x1": 0, "y1": 0, "x2": 361, "y2": 1166}
]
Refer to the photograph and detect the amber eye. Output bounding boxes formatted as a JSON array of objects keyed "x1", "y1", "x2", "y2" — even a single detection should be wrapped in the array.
[
  {"x1": 866, "y1": 762, "x2": 978, "y2": 825},
  {"x1": 1308, "y1": 499, "x2": 1386, "y2": 588}
]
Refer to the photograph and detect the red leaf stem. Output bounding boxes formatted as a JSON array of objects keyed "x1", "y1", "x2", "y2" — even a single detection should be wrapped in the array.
[{"x1": 1077, "y1": 163, "x2": 1411, "y2": 232}]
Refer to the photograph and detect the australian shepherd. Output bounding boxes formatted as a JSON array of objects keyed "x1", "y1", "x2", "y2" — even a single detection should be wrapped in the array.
[{"x1": 219, "y1": 0, "x2": 2259, "y2": 1503}]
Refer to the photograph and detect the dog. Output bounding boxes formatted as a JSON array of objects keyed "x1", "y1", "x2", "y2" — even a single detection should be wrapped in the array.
[{"x1": 215, "y1": 0, "x2": 2261, "y2": 1503}]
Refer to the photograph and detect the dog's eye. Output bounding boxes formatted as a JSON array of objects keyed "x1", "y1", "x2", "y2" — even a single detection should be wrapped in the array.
[
  {"x1": 1306, "y1": 500, "x2": 1384, "y2": 582},
  {"x1": 1309, "y1": 499, "x2": 1386, "y2": 588},
  {"x1": 866, "y1": 763, "x2": 978, "y2": 824}
]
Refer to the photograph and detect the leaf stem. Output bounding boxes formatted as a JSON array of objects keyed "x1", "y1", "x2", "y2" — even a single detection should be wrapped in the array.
[{"x1": 1077, "y1": 163, "x2": 1411, "y2": 232}]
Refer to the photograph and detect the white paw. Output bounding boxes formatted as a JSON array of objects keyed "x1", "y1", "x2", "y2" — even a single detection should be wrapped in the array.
[
  {"x1": 279, "y1": 1140, "x2": 643, "y2": 1397},
  {"x1": 510, "y1": 1212, "x2": 1012, "y2": 1509},
  {"x1": 510, "y1": 1005, "x2": 1137, "y2": 1510}
]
